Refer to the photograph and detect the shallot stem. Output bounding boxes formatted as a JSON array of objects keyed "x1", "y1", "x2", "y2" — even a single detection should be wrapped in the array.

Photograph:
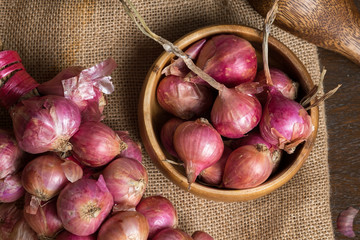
[
  {"x1": 262, "y1": 0, "x2": 279, "y2": 86},
  {"x1": 119, "y1": 0, "x2": 224, "y2": 91}
]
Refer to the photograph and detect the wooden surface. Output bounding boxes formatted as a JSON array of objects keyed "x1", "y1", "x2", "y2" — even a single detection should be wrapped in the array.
[{"x1": 319, "y1": 2, "x2": 360, "y2": 236}]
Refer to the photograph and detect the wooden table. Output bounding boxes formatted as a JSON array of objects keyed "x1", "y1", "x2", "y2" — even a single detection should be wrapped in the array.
[{"x1": 319, "y1": 6, "x2": 360, "y2": 237}]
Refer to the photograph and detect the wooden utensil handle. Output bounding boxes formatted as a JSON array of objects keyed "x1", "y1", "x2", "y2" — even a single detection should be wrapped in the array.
[{"x1": 248, "y1": 0, "x2": 360, "y2": 65}]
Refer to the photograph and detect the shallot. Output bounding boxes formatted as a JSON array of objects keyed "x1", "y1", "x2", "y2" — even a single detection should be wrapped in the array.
[
  {"x1": 152, "y1": 227, "x2": 192, "y2": 240},
  {"x1": 70, "y1": 121, "x2": 127, "y2": 167},
  {"x1": 0, "y1": 172, "x2": 24, "y2": 203},
  {"x1": 194, "y1": 34, "x2": 257, "y2": 87},
  {"x1": 103, "y1": 157, "x2": 148, "y2": 211},
  {"x1": 56, "y1": 175, "x2": 113, "y2": 236},
  {"x1": 192, "y1": 231, "x2": 214, "y2": 240},
  {"x1": 156, "y1": 75, "x2": 215, "y2": 120},
  {"x1": 11, "y1": 95, "x2": 81, "y2": 154},
  {"x1": 160, "y1": 117, "x2": 185, "y2": 158},
  {"x1": 23, "y1": 195, "x2": 63, "y2": 239},
  {"x1": 0, "y1": 129, "x2": 23, "y2": 179},
  {"x1": 56, "y1": 231, "x2": 96, "y2": 240},
  {"x1": 136, "y1": 195, "x2": 178, "y2": 239},
  {"x1": 8, "y1": 217, "x2": 38, "y2": 240},
  {"x1": 173, "y1": 118, "x2": 224, "y2": 187},
  {"x1": 0, "y1": 202, "x2": 23, "y2": 239},
  {"x1": 223, "y1": 145, "x2": 273, "y2": 189},
  {"x1": 97, "y1": 211, "x2": 149, "y2": 240},
  {"x1": 116, "y1": 131, "x2": 142, "y2": 162}
]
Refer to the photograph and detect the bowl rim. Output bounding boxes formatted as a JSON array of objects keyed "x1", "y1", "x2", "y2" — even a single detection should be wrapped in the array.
[{"x1": 138, "y1": 24, "x2": 319, "y2": 202}]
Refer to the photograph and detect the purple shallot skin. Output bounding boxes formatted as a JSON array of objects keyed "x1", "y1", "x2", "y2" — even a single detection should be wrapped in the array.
[
  {"x1": 152, "y1": 228, "x2": 192, "y2": 240},
  {"x1": 192, "y1": 230, "x2": 214, "y2": 240},
  {"x1": 195, "y1": 34, "x2": 257, "y2": 88}
]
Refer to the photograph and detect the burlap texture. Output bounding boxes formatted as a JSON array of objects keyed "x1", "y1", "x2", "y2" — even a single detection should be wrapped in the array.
[{"x1": 0, "y1": 0, "x2": 333, "y2": 239}]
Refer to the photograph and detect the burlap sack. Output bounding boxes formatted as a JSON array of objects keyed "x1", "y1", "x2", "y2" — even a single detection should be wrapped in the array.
[{"x1": 0, "y1": 0, "x2": 334, "y2": 239}]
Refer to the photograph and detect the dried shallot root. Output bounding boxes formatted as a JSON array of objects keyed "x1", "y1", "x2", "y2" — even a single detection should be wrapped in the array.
[{"x1": 337, "y1": 207, "x2": 359, "y2": 238}]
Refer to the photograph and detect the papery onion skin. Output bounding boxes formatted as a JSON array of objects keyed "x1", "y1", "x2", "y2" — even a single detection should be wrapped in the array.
[
  {"x1": 56, "y1": 230, "x2": 96, "y2": 240},
  {"x1": 160, "y1": 117, "x2": 185, "y2": 158},
  {"x1": 337, "y1": 206, "x2": 359, "y2": 238},
  {"x1": 259, "y1": 87, "x2": 314, "y2": 154},
  {"x1": 195, "y1": 34, "x2": 257, "y2": 88},
  {"x1": 152, "y1": 228, "x2": 192, "y2": 240},
  {"x1": 103, "y1": 157, "x2": 148, "y2": 211},
  {"x1": 173, "y1": 118, "x2": 224, "y2": 187},
  {"x1": 199, "y1": 146, "x2": 232, "y2": 186},
  {"x1": 116, "y1": 131, "x2": 142, "y2": 162},
  {"x1": 156, "y1": 75, "x2": 215, "y2": 120},
  {"x1": 136, "y1": 195, "x2": 178, "y2": 239},
  {"x1": 0, "y1": 172, "x2": 25, "y2": 203},
  {"x1": 223, "y1": 145, "x2": 273, "y2": 189},
  {"x1": 56, "y1": 175, "x2": 113, "y2": 236},
  {"x1": 0, "y1": 202, "x2": 23, "y2": 239},
  {"x1": 0, "y1": 130, "x2": 24, "y2": 179},
  {"x1": 97, "y1": 211, "x2": 149, "y2": 240},
  {"x1": 70, "y1": 121, "x2": 127, "y2": 167},
  {"x1": 8, "y1": 218, "x2": 38, "y2": 240},
  {"x1": 211, "y1": 87, "x2": 262, "y2": 138},
  {"x1": 21, "y1": 154, "x2": 69, "y2": 202},
  {"x1": 24, "y1": 195, "x2": 63, "y2": 239},
  {"x1": 192, "y1": 231, "x2": 214, "y2": 240},
  {"x1": 255, "y1": 68, "x2": 298, "y2": 100},
  {"x1": 10, "y1": 95, "x2": 81, "y2": 154}
]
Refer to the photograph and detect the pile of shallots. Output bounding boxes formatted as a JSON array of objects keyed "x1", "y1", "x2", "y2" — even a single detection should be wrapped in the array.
[
  {"x1": 158, "y1": 33, "x2": 314, "y2": 190},
  {"x1": 0, "y1": 52, "x2": 212, "y2": 239}
]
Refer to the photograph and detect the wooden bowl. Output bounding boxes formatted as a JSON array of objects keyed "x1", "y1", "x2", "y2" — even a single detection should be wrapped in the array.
[{"x1": 138, "y1": 25, "x2": 319, "y2": 202}]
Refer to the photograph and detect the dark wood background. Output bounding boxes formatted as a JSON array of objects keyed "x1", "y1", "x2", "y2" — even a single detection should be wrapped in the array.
[{"x1": 321, "y1": 1, "x2": 360, "y2": 238}]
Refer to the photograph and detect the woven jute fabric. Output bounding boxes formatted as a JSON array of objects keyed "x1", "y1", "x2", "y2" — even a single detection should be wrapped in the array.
[{"x1": 0, "y1": 0, "x2": 334, "y2": 239}]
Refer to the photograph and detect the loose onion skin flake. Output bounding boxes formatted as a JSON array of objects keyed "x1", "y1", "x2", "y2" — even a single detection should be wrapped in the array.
[
  {"x1": 337, "y1": 206, "x2": 359, "y2": 238},
  {"x1": 192, "y1": 230, "x2": 214, "y2": 240},
  {"x1": 56, "y1": 230, "x2": 96, "y2": 240},
  {"x1": 194, "y1": 34, "x2": 257, "y2": 88},
  {"x1": 152, "y1": 227, "x2": 192, "y2": 240},
  {"x1": 173, "y1": 118, "x2": 224, "y2": 188},
  {"x1": 156, "y1": 75, "x2": 215, "y2": 120},
  {"x1": 11, "y1": 95, "x2": 81, "y2": 154},
  {"x1": 56, "y1": 175, "x2": 113, "y2": 236},
  {"x1": 223, "y1": 145, "x2": 273, "y2": 189},
  {"x1": 103, "y1": 157, "x2": 148, "y2": 211},
  {"x1": 136, "y1": 195, "x2": 178, "y2": 239},
  {"x1": 70, "y1": 121, "x2": 127, "y2": 167},
  {"x1": 97, "y1": 211, "x2": 149, "y2": 240},
  {"x1": 23, "y1": 195, "x2": 63, "y2": 239},
  {"x1": 21, "y1": 154, "x2": 70, "y2": 204},
  {"x1": 0, "y1": 129, "x2": 24, "y2": 179},
  {"x1": 0, "y1": 172, "x2": 25, "y2": 203}
]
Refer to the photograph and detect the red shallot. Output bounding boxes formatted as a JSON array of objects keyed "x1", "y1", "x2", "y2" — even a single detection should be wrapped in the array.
[
  {"x1": 23, "y1": 195, "x2": 63, "y2": 239},
  {"x1": 8, "y1": 217, "x2": 38, "y2": 240},
  {"x1": 0, "y1": 129, "x2": 23, "y2": 179},
  {"x1": 70, "y1": 121, "x2": 127, "y2": 167},
  {"x1": 97, "y1": 211, "x2": 149, "y2": 240},
  {"x1": 173, "y1": 118, "x2": 224, "y2": 187},
  {"x1": 199, "y1": 146, "x2": 232, "y2": 186},
  {"x1": 193, "y1": 34, "x2": 257, "y2": 87},
  {"x1": 103, "y1": 157, "x2": 148, "y2": 211},
  {"x1": 156, "y1": 75, "x2": 215, "y2": 120},
  {"x1": 0, "y1": 172, "x2": 25, "y2": 203},
  {"x1": 259, "y1": 87, "x2": 313, "y2": 154},
  {"x1": 116, "y1": 131, "x2": 142, "y2": 162},
  {"x1": 223, "y1": 145, "x2": 273, "y2": 189},
  {"x1": 56, "y1": 231, "x2": 96, "y2": 240},
  {"x1": 192, "y1": 231, "x2": 214, "y2": 240},
  {"x1": 136, "y1": 195, "x2": 178, "y2": 239},
  {"x1": 160, "y1": 117, "x2": 185, "y2": 158},
  {"x1": 56, "y1": 175, "x2": 113, "y2": 236},
  {"x1": 21, "y1": 154, "x2": 70, "y2": 204},
  {"x1": 337, "y1": 206, "x2": 359, "y2": 238},
  {"x1": 0, "y1": 202, "x2": 23, "y2": 239},
  {"x1": 152, "y1": 227, "x2": 192, "y2": 240},
  {"x1": 11, "y1": 95, "x2": 81, "y2": 154}
]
